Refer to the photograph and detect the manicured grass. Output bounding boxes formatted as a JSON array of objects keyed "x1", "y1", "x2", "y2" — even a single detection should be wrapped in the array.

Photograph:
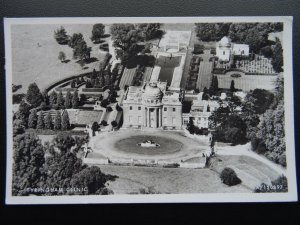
[
  {"x1": 210, "y1": 155, "x2": 281, "y2": 189},
  {"x1": 215, "y1": 73, "x2": 277, "y2": 91},
  {"x1": 114, "y1": 135, "x2": 183, "y2": 155},
  {"x1": 99, "y1": 164, "x2": 250, "y2": 194},
  {"x1": 11, "y1": 24, "x2": 106, "y2": 94}
]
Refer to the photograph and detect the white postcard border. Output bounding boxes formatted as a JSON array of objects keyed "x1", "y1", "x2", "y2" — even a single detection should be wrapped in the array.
[{"x1": 4, "y1": 16, "x2": 297, "y2": 204}]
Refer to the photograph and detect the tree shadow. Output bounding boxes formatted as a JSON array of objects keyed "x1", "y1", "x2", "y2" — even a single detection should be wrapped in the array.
[
  {"x1": 84, "y1": 57, "x2": 99, "y2": 64},
  {"x1": 102, "y1": 34, "x2": 111, "y2": 38},
  {"x1": 76, "y1": 57, "x2": 99, "y2": 65},
  {"x1": 93, "y1": 39, "x2": 106, "y2": 44},
  {"x1": 126, "y1": 55, "x2": 156, "y2": 69}
]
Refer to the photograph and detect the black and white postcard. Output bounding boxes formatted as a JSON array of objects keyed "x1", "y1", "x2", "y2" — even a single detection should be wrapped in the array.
[{"x1": 4, "y1": 17, "x2": 297, "y2": 204}]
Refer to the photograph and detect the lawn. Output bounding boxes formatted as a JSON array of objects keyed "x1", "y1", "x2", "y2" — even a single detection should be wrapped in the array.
[
  {"x1": 114, "y1": 135, "x2": 183, "y2": 155},
  {"x1": 210, "y1": 155, "x2": 281, "y2": 190},
  {"x1": 215, "y1": 73, "x2": 277, "y2": 91},
  {"x1": 100, "y1": 164, "x2": 250, "y2": 194},
  {"x1": 11, "y1": 24, "x2": 107, "y2": 94},
  {"x1": 97, "y1": 152, "x2": 283, "y2": 194}
]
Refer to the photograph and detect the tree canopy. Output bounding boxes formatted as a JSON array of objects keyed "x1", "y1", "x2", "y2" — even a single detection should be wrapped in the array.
[
  {"x1": 26, "y1": 83, "x2": 43, "y2": 108},
  {"x1": 271, "y1": 38, "x2": 283, "y2": 73},
  {"x1": 54, "y1": 26, "x2": 69, "y2": 45},
  {"x1": 91, "y1": 23, "x2": 105, "y2": 43}
]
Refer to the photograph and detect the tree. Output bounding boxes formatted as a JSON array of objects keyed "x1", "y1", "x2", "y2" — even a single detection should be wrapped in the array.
[
  {"x1": 41, "y1": 90, "x2": 49, "y2": 105},
  {"x1": 58, "y1": 51, "x2": 66, "y2": 62},
  {"x1": 28, "y1": 109, "x2": 38, "y2": 129},
  {"x1": 209, "y1": 76, "x2": 219, "y2": 95},
  {"x1": 16, "y1": 100, "x2": 31, "y2": 127},
  {"x1": 26, "y1": 83, "x2": 43, "y2": 108},
  {"x1": 72, "y1": 90, "x2": 79, "y2": 109},
  {"x1": 54, "y1": 111, "x2": 62, "y2": 130},
  {"x1": 70, "y1": 79, "x2": 76, "y2": 88},
  {"x1": 73, "y1": 40, "x2": 91, "y2": 62},
  {"x1": 110, "y1": 24, "x2": 143, "y2": 66},
  {"x1": 195, "y1": 23, "x2": 231, "y2": 41},
  {"x1": 79, "y1": 94, "x2": 87, "y2": 106},
  {"x1": 68, "y1": 33, "x2": 84, "y2": 48},
  {"x1": 12, "y1": 133, "x2": 46, "y2": 196},
  {"x1": 13, "y1": 119, "x2": 25, "y2": 137},
  {"x1": 91, "y1": 121, "x2": 100, "y2": 136},
  {"x1": 256, "y1": 102, "x2": 285, "y2": 166},
  {"x1": 56, "y1": 90, "x2": 64, "y2": 108},
  {"x1": 271, "y1": 38, "x2": 283, "y2": 73},
  {"x1": 187, "y1": 117, "x2": 195, "y2": 134},
  {"x1": 44, "y1": 112, "x2": 53, "y2": 129},
  {"x1": 244, "y1": 89, "x2": 274, "y2": 115},
  {"x1": 85, "y1": 80, "x2": 92, "y2": 88},
  {"x1": 54, "y1": 26, "x2": 69, "y2": 45},
  {"x1": 61, "y1": 111, "x2": 70, "y2": 130},
  {"x1": 100, "y1": 120, "x2": 107, "y2": 126},
  {"x1": 43, "y1": 134, "x2": 113, "y2": 195},
  {"x1": 230, "y1": 80, "x2": 235, "y2": 92},
  {"x1": 104, "y1": 74, "x2": 111, "y2": 86},
  {"x1": 36, "y1": 112, "x2": 44, "y2": 129},
  {"x1": 111, "y1": 121, "x2": 118, "y2": 128},
  {"x1": 64, "y1": 90, "x2": 72, "y2": 109},
  {"x1": 49, "y1": 91, "x2": 57, "y2": 107},
  {"x1": 220, "y1": 167, "x2": 241, "y2": 186},
  {"x1": 70, "y1": 166, "x2": 112, "y2": 195},
  {"x1": 214, "y1": 114, "x2": 247, "y2": 144},
  {"x1": 91, "y1": 23, "x2": 105, "y2": 43},
  {"x1": 137, "y1": 23, "x2": 163, "y2": 41},
  {"x1": 202, "y1": 87, "x2": 209, "y2": 100}
]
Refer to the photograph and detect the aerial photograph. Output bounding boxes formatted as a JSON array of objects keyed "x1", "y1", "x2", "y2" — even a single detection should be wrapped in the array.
[{"x1": 7, "y1": 18, "x2": 292, "y2": 201}]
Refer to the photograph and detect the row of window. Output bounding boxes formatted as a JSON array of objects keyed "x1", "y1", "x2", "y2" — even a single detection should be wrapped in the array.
[{"x1": 129, "y1": 106, "x2": 177, "y2": 112}]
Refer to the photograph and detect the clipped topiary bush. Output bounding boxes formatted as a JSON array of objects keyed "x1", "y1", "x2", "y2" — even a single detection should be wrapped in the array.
[{"x1": 220, "y1": 167, "x2": 241, "y2": 186}]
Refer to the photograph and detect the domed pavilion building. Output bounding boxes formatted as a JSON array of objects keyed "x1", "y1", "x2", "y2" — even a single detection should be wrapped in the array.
[{"x1": 216, "y1": 36, "x2": 249, "y2": 62}]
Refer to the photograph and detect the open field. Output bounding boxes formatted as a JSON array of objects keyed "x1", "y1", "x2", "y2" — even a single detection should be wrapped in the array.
[
  {"x1": 100, "y1": 164, "x2": 250, "y2": 194},
  {"x1": 215, "y1": 73, "x2": 277, "y2": 91},
  {"x1": 11, "y1": 24, "x2": 106, "y2": 93}
]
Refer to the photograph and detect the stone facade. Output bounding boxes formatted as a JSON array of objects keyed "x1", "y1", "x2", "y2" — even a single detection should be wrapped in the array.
[
  {"x1": 122, "y1": 82, "x2": 183, "y2": 130},
  {"x1": 216, "y1": 36, "x2": 249, "y2": 62},
  {"x1": 122, "y1": 82, "x2": 221, "y2": 130}
]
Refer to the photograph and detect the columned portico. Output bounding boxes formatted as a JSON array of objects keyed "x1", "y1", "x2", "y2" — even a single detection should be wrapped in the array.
[{"x1": 143, "y1": 106, "x2": 162, "y2": 128}]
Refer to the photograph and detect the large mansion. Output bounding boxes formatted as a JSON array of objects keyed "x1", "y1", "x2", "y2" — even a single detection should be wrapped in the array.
[{"x1": 122, "y1": 81, "x2": 219, "y2": 130}]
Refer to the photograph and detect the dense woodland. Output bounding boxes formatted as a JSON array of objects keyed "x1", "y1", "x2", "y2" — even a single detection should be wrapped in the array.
[
  {"x1": 208, "y1": 76, "x2": 286, "y2": 167},
  {"x1": 12, "y1": 132, "x2": 115, "y2": 196}
]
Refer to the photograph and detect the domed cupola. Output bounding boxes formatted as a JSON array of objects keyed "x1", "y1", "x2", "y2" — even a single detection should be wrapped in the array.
[
  {"x1": 142, "y1": 82, "x2": 163, "y2": 104},
  {"x1": 219, "y1": 36, "x2": 232, "y2": 48}
]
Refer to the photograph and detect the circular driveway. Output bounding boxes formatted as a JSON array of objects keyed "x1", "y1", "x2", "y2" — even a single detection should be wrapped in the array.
[{"x1": 91, "y1": 129, "x2": 209, "y2": 161}]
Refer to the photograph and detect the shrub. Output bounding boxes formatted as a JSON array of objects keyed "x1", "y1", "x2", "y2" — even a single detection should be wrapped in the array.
[
  {"x1": 100, "y1": 120, "x2": 107, "y2": 126},
  {"x1": 111, "y1": 121, "x2": 118, "y2": 127},
  {"x1": 220, "y1": 167, "x2": 241, "y2": 186}
]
